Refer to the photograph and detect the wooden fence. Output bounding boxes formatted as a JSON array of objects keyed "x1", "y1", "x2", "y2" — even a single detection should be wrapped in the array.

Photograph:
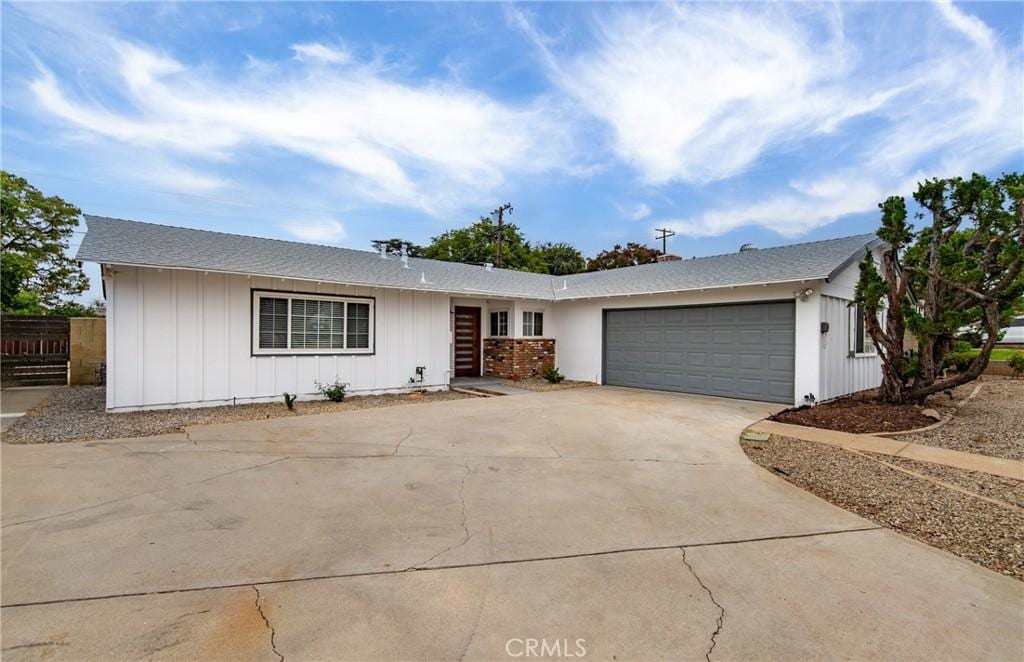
[{"x1": 1, "y1": 315, "x2": 70, "y2": 386}]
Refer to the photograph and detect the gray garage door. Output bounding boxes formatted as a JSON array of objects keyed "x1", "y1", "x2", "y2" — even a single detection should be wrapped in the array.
[{"x1": 603, "y1": 302, "x2": 795, "y2": 403}]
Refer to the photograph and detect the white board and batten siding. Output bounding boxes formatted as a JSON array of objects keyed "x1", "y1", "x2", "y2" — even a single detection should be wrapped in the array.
[
  {"x1": 817, "y1": 245, "x2": 884, "y2": 402},
  {"x1": 105, "y1": 266, "x2": 450, "y2": 411},
  {"x1": 818, "y1": 295, "x2": 882, "y2": 401}
]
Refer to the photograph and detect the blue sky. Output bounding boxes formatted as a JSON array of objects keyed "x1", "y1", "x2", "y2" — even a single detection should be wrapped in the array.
[{"x1": 2, "y1": 2, "x2": 1022, "y2": 303}]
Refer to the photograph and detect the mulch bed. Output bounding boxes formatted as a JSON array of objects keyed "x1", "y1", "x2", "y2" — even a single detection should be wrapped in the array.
[
  {"x1": 770, "y1": 399, "x2": 939, "y2": 434},
  {"x1": 742, "y1": 435, "x2": 1024, "y2": 581},
  {"x1": 3, "y1": 386, "x2": 472, "y2": 444}
]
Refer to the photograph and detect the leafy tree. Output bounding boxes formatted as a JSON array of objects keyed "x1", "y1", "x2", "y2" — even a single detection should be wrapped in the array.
[
  {"x1": 855, "y1": 173, "x2": 1023, "y2": 404},
  {"x1": 535, "y1": 242, "x2": 585, "y2": 275},
  {"x1": 1, "y1": 171, "x2": 88, "y2": 310},
  {"x1": 423, "y1": 217, "x2": 548, "y2": 273},
  {"x1": 371, "y1": 238, "x2": 424, "y2": 257},
  {"x1": 586, "y1": 242, "x2": 661, "y2": 272},
  {"x1": 49, "y1": 300, "x2": 98, "y2": 317}
]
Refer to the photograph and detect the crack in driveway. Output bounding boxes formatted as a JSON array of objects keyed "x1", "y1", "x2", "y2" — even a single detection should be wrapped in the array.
[
  {"x1": 679, "y1": 548, "x2": 725, "y2": 661},
  {"x1": 0, "y1": 527, "x2": 882, "y2": 609},
  {"x1": 410, "y1": 460, "x2": 474, "y2": 569},
  {"x1": 253, "y1": 586, "x2": 284, "y2": 662}
]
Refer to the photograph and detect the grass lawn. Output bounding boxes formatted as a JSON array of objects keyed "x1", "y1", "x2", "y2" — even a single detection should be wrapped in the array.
[{"x1": 967, "y1": 348, "x2": 1022, "y2": 361}]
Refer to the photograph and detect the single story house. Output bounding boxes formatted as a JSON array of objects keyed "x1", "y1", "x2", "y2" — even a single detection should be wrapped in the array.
[{"x1": 76, "y1": 215, "x2": 883, "y2": 411}]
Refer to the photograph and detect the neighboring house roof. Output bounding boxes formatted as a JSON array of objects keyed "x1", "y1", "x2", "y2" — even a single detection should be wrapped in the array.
[{"x1": 77, "y1": 215, "x2": 878, "y2": 301}]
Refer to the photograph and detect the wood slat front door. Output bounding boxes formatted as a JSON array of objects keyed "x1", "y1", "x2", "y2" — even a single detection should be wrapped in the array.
[{"x1": 453, "y1": 307, "x2": 481, "y2": 377}]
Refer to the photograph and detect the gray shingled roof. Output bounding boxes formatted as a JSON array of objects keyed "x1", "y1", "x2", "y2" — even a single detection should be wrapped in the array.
[{"x1": 77, "y1": 216, "x2": 877, "y2": 301}]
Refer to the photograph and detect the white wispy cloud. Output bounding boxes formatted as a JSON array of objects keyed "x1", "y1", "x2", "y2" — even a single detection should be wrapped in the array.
[
  {"x1": 282, "y1": 219, "x2": 347, "y2": 244},
  {"x1": 23, "y1": 19, "x2": 573, "y2": 216},
  {"x1": 516, "y1": 2, "x2": 1021, "y2": 237},
  {"x1": 290, "y1": 42, "x2": 351, "y2": 65}
]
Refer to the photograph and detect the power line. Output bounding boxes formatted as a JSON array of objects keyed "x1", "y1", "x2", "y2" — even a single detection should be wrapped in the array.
[
  {"x1": 655, "y1": 228, "x2": 676, "y2": 255},
  {"x1": 489, "y1": 203, "x2": 513, "y2": 269}
]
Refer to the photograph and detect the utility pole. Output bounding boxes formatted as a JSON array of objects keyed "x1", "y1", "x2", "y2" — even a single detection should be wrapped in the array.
[
  {"x1": 655, "y1": 228, "x2": 676, "y2": 255},
  {"x1": 490, "y1": 203, "x2": 513, "y2": 268}
]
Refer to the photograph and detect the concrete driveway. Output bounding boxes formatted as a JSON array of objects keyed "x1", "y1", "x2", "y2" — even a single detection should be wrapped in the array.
[{"x1": 2, "y1": 387, "x2": 1020, "y2": 660}]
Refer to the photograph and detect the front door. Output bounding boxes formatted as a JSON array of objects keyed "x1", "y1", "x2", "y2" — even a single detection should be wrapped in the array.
[{"x1": 453, "y1": 307, "x2": 481, "y2": 377}]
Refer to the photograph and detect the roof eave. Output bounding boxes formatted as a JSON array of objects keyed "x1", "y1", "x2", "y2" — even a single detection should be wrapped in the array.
[
  {"x1": 553, "y1": 276, "x2": 830, "y2": 301},
  {"x1": 824, "y1": 237, "x2": 884, "y2": 283},
  {"x1": 84, "y1": 259, "x2": 551, "y2": 300}
]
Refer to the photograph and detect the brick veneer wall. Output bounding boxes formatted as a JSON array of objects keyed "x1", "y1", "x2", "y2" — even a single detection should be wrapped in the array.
[{"x1": 483, "y1": 338, "x2": 555, "y2": 380}]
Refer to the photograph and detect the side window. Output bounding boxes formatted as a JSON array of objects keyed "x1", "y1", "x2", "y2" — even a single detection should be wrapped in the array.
[
  {"x1": 523, "y1": 311, "x2": 544, "y2": 337},
  {"x1": 851, "y1": 303, "x2": 875, "y2": 355},
  {"x1": 489, "y1": 310, "x2": 509, "y2": 337}
]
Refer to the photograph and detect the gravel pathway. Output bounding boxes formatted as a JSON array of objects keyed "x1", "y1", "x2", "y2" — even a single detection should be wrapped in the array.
[
  {"x1": 742, "y1": 434, "x2": 1024, "y2": 581},
  {"x1": 899, "y1": 379, "x2": 1024, "y2": 461},
  {"x1": 2, "y1": 387, "x2": 472, "y2": 444}
]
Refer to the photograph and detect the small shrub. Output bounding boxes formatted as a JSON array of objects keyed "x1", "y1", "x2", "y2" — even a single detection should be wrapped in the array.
[
  {"x1": 282, "y1": 392, "x2": 297, "y2": 410},
  {"x1": 1008, "y1": 352, "x2": 1024, "y2": 379},
  {"x1": 943, "y1": 350, "x2": 974, "y2": 373},
  {"x1": 952, "y1": 339, "x2": 974, "y2": 354},
  {"x1": 956, "y1": 329, "x2": 984, "y2": 348},
  {"x1": 542, "y1": 366, "x2": 564, "y2": 384},
  {"x1": 315, "y1": 378, "x2": 349, "y2": 402}
]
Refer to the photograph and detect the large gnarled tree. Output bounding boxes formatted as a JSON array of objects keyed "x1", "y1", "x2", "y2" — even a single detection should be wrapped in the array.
[{"x1": 855, "y1": 173, "x2": 1023, "y2": 403}]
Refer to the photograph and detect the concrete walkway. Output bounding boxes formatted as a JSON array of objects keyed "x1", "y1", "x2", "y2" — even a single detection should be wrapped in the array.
[
  {"x1": 0, "y1": 387, "x2": 59, "y2": 433},
  {"x1": 3, "y1": 387, "x2": 1021, "y2": 660},
  {"x1": 450, "y1": 376, "x2": 533, "y2": 396},
  {"x1": 749, "y1": 419, "x2": 1024, "y2": 480}
]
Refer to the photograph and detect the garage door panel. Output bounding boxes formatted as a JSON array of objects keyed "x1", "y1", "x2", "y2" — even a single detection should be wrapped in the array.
[
  {"x1": 712, "y1": 353, "x2": 734, "y2": 368},
  {"x1": 665, "y1": 309, "x2": 685, "y2": 323},
  {"x1": 738, "y1": 378, "x2": 765, "y2": 394},
  {"x1": 738, "y1": 329, "x2": 763, "y2": 345},
  {"x1": 711, "y1": 307, "x2": 736, "y2": 322},
  {"x1": 738, "y1": 353, "x2": 764, "y2": 369},
  {"x1": 766, "y1": 329, "x2": 792, "y2": 346},
  {"x1": 604, "y1": 302, "x2": 794, "y2": 403},
  {"x1": 688, "y1": 329, "x2": 710, "y2": 343}
]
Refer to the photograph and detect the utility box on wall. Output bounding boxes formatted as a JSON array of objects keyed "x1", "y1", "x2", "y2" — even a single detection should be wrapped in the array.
[{"x1": 69, "y1": 317, "x2": 106, "y2": 385}]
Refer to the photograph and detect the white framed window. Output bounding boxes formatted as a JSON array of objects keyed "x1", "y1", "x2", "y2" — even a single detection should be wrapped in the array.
[
  {"x1": 522, "y1": 310, "x2": 544, "y2": 337},
  {"x1": 849, "y1": 302, "x2": 876, "y2": 356},
  {"x1": 252, "y1": 290, "x2": 374, "y2": 355},
  {"x1": 489, "y1": 310, "x2": 509, "y2": 337}
]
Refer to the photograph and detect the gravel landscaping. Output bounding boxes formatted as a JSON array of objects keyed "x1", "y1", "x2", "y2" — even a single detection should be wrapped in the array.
[
  {"x1": 2, "y1": 386, "x2": 472, "y2": 444},
  {"x1": 895, "y1": 379, "x2": 1024, "y2": 461},
  {"x1": 742, "y1": 434, "x2": 1024, "y2": 580}
]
